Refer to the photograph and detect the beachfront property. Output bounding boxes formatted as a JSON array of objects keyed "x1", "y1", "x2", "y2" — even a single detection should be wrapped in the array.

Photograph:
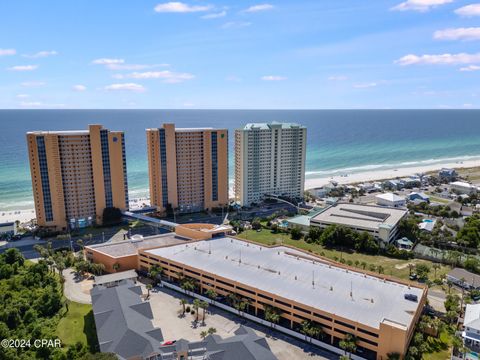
[
  {"x1": 375, "y1": 193, "x2": 406, "y2": 208},
  {"x1": 439, "y1": 168, "x2": 458, "y2": 181},
  {"x1": 146, "y1": 124, "x2": 228, "y2": 214},
  {"x1": 450, "y1": 181, "x2": 478, "y2": 195},
  {"x1": 26, "y1": 124, "x2": 128, "y2": 230},
  {"x1": 310, "y1": 203, "x2": 408, "y2": 244},
  {"x1": 234, "y1": 122, "x2": 307, "y2": 206},
  {"x1": 138, "y1": 237, "x2": 427, "y2": 359},
  {"x1": 91, "y1": 279, "x2": 278, "y2": 360},
  {"x1": 418, "y1": 219, "x2": 437, "y2": 232}
]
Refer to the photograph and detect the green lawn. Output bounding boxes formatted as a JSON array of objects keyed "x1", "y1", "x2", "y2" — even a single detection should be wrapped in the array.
[
  {"x1": 56, "y1": 301, "x2": 98, "y2": 352},
  {"x1": 422, "y1": 330, "x2": 453, "y2": 360},
  {"x1": 237, "y1": 229, "x2": 451, "y2": 282}
]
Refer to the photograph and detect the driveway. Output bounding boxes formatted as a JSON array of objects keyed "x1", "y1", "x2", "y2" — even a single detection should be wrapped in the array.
[
  {"x1": 63, "y1": 268, "x2": 93, "y2": 304},
  {"x1": 146, "y1": 284, "x2": 336, "y2": 360}
]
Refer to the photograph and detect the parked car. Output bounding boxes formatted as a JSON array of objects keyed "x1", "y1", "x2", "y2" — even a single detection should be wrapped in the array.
[{"x1": 404, "y1": 294, "x2": 418, "y2": 302}]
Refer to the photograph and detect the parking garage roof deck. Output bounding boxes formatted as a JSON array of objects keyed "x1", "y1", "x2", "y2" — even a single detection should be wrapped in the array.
[{"x1": 145, "y1": 237, "x2": 424, "y2": 329}]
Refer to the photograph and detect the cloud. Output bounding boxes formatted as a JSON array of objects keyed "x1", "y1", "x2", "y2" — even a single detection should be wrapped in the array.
[
  {"x1": 72, "y1": 84, "x2": 87, "y2": 92},
  {"x1": 24, "y1": 50, "x2": 58, "y2": 58},
  {"x1": 0, "y1": 48, "x2": 16, "y2": 56},
  {"x1": 455, "y1": 4, "x2": 480, "y2": 17},
  {"x1": 395, "y1": 53, "x2": 480, "y2": 65},
  {"x1": 201, "y1": 10, "x2": 226, "y2": 19},
  {"x1": 16, "y1": 94, "x2": 29, "y2": 98},
  {"x1": 391, "y1": 0, "x2": 453, "y2": 12},
  {"x1": 21, "y1": 81, "x2": 45, "y2": 87},
  {"x1": 244, "y1": 4, "x2": 274, "y2": 12},
  {"x1": 92, "y1": 58, "x2": 125, "y2": 65},
  {"x1": 459, "y1": 65, "x2": 480, "y2": 71},
  {"x1": 261, "y1": 75, "x2": 287, "y2": 81},
  {"x1": 154, "y1": 2, "x2": 212, "y2": 13},
  {"x1": 8, "y1": 65, "x2": 38, "y2": 71},
  {"x1": 353, "y1": 82, "x2": 377, "y2": 88},
  {"x1": 221, "y1": 21, "x2": 251, "y2": 29},
  {"x1": 434, "y1": 27, "x2": 480, "y2": 41},
  {"x1": 20, "y1": 101, "x2": 65, "y2": 108},
  {"x1": 106, "y1": 63, "x2": 169, "y2": 70},
  {"x1": 104, "y1": 83, "x2": 146, "y2": 92},
  {"x1": 328, "y1": 75, "x2": 348, "y2": 81},
  {"x1": 113, "y1": 70, "x2": 194, "y2": 83}
]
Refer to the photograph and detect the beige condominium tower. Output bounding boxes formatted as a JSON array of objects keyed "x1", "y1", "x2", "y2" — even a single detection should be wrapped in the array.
[
  {"x1": 27, "y1": 124, "x2": 129, "y2": 230},
  {"x1": 146, "y1": 123, "x2": 228, "y2": 214},
  {"x1": 235, "y1": 122, "x2": 307, "y2": 206}
]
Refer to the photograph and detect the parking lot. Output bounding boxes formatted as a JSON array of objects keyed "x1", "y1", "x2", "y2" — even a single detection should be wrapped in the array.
[{"x1": 146, "y1": 284, "x2": 337, "y2": 360}]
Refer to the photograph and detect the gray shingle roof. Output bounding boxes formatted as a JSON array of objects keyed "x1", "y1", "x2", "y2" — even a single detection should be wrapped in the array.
[{"x1": 91, "y1": 280, "x2": 164, "y2": 360}]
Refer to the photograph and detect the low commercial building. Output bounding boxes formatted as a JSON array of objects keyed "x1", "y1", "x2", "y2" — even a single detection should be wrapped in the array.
[
  {"x1": 85, "y1": 232, "x2": 188, "y2": 273},
  {"x1": 451, "y1": 181, "x2": 478, "y2": 195},
  {"x1": 375, "y1": 193, "x2": 406, "y2": 208},
  {"x1": 310, "y1": 203, "x2": 407, "y2": 244},
  {"x1": 447, "y1": 268, "x2": 480, "y2": 290},
  {"x1": 286, "y1": 208, "x2": 324, "y2": 232},
  {"x1": 138, "y1": 237, "x2": 426, "y2": 359},
  {"x1": 93, "y1": 269, "x2": 138, "y2": 287}
]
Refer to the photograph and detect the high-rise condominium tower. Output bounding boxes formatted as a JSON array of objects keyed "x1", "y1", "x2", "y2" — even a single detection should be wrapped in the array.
[
  {"x1": 146, "y1": 124, "x2": 228, "y2": 213},
  {"x1": 235, "y1": 122, "x2": 306, "y2": 206},
  {"x1": 27, "y1": 124, "x2": 128, "y2": 230}
]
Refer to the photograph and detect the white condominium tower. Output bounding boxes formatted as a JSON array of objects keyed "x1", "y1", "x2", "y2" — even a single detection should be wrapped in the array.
[{"x1": 234, "y1": 122, "x2": 307, "y2": 206}]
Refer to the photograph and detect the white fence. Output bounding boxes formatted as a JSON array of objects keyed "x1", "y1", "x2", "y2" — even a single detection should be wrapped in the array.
[{"x1": 161, "y1": 280, "x2": 366, "y2": 360}]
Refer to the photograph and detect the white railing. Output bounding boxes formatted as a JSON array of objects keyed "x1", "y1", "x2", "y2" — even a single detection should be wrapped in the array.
[{"x1": 161, "y1": 281, "x2": 366, "y2": 360}]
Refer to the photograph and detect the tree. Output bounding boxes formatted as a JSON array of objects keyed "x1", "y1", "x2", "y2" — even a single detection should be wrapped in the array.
[
  {"x1": 207, "y1": 327, "x2": 217, "y2": 335},
  {"x1": 146, "y1": 284, "x2": 152, "y2": 299},
  {"x1": 180, "y1": 299, "x2": 188, "y2": 316},
  {"x1": 251, "y1": 218, "x2": 262, "y2": 230},
  {"x1": 415, "y1": 263, "x2": 430, "y2": 281},
  {"x1": 200, "y1": 331, "x2": 208, "y2": 339},
  {"x1": 308, "y1": 227, "x2": 322, "y2": 243},
  {"x1": 102, "y1": 207, "x2": 122, "y2": 226},
  {"x1": 290, "y1": 227, "x2": 302, "y2": 240},
  {"x1": 148, "y1": 264, "x2": 162, "y2": 286},
  {"x1": 112, "y1": 262, "x2": 120, "y2": 272},
  {"x1": 193, "y1": 299, "x2": 201, "y2": 322},
  {"x1": 264, "y1": 305, "x2": 281, "y2": 328},
  {"x1": 339, "y1": 334, "x2": 357, "y2": 358},
  {"x1": 205, "y1": 288, "x2": 217, "y2": 304},
  {"x1": 432, "y1": 263, "x2": 440, "y2": 279},
  {"x1": 200, "y1": 300, "x2": 209, "y2": 323}
]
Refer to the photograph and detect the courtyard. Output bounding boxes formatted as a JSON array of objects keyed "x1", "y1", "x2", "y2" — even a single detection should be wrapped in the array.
[{"x1": 145, "y1": 283, "x2": 337, "y2": 360}]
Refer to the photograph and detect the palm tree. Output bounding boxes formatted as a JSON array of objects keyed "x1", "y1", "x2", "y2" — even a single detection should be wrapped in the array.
[
  {"x1": 193, "y1": 299, "x2": 201, "y2": 322},
  {"x1": 148, "y1": 264, "x2": 162, "y2": 286},
  {"x1": 112, "y1": 262, "x2": 120, "y2": 272},
  {"x1": 300, "y1": 320, "x2": 312, "y2": 341},
  {"x1": 339, "y1": 334, "x2": 357, "y2": 358},
  {"x1": 360, "y1": 261, "x2": 367, "y2": 270},
  {"x1": 205, "y1": 289, "x2": 217, "y2": 304},
  {"x1": 200, "y1": 301, "x2": 209, "y2": 324},
  {"x1": 146, "y1": 284, "x2": 152, "y2": 299},
  {"x1": 180, "y1": 299, "x2": 188, "y2": 316},
  {"x1": 377, "y1": 265, "x2": 384, "y2": 274},
  {"x1": 207, "y1": 327, "x2": 217, "y2": 336},
  {"x1": 432, "y1": 263, "x2": 440, "y2": 279},
  {"x1": 264, "y1": 306, "x2": 281, "y2": 329},
  {"x1": 200, "y1": 331, "x2": 208, "y2": 339},
  {"x1": 408, "y1": 263, "x2": 415, "y2": 276},
  {"x1": 181, "y1": 279, "x2": 195, "y2": 295}
]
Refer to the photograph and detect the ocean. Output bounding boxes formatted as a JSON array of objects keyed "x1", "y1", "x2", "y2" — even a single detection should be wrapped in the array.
[{"x1": 1, "y1": 109, "x2": 480, "y2": 211}]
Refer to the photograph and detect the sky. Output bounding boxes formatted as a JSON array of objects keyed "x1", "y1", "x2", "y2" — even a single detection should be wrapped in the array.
[{"x1": 0, "y1": 0, "x2": 479, "y2": 109}]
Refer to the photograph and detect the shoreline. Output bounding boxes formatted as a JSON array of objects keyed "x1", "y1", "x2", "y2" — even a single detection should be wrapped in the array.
[
  {"x1": 3, "y1": 160, "x2": 480, "y2": 224},
  {"x1": 304, "y1": 159, "x2": 480, "y2": 189}
]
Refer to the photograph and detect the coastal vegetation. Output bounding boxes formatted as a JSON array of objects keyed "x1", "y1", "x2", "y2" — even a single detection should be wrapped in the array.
[{"x1": 0, "y1": 248, "x2": 103, "y2": 359}]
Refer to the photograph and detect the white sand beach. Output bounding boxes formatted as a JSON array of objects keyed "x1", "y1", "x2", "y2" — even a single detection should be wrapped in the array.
[
  {"x1": 0, "y1": 209, "x2": 36, "y2": 224},
  {"x1": 304, "y1": 159, "x2": 480, "y2": 189}
]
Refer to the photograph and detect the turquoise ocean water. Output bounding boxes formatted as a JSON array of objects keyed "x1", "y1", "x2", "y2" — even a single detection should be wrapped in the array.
[{"x1": 1, "y1": 109, "x2": 479, "y2": 210}]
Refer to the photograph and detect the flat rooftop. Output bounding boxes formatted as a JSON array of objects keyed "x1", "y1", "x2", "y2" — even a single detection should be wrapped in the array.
[
  {"x1": 310, "y1": 203, "x2": 407, "y2": 230},
  {"x1": 94, "y1": 269, "x2": 138, "y2": 286},
  {"x1": 145, "y1": 237, "x2": 423, "y2": 329},
  {"x1": 241, "y1": 122, "x2": 305, "y2": 131},
  {"x1": 87, "y1": 233, "x2": 188, "y2": 258}
]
